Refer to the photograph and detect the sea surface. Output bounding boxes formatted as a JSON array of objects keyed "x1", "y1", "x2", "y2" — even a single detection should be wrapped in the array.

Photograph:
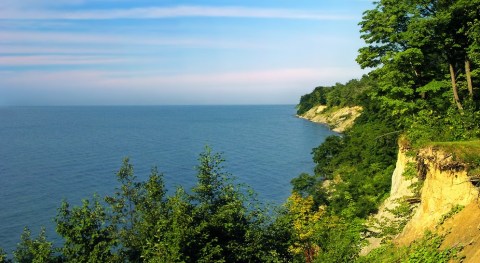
[{"x1": 0, "y1": 105, "x2": 335, "y2": 253}]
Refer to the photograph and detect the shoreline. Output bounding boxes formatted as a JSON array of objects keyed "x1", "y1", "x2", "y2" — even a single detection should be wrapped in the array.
[{"x1": 297, "y1": 105, "x2": 362, "y2": 133}]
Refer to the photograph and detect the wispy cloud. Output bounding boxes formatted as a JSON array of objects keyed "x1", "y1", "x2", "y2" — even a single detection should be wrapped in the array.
[
  {"x1": 0, "y1": 31, "x2": 264, "y2": 49},
  {"x1": 0, "y1": 46, "x2": 117, "y2": 55},
  {"x1": 0, "y1": 55, "x2": 126, "y2": 66},
  {"x1": 0, "y1": 6, "x2": 356, "y2": 20}
]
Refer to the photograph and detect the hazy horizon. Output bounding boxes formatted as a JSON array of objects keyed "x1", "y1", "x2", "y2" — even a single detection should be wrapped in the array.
[{"x1": 0, "y1": 0, "x2": 373, "y2": 106}]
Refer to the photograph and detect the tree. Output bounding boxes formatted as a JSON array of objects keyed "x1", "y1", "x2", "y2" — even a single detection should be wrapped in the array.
[
  {"x1": 0, "y1": 248, "x2": 8, "y2": 263},
  {"x1": 134, "y1": 167, "x2": 170, "y2": 261},
  {"x1": 358, "y1": 0, "x2": 479, "y2": 113},
  {"x1": 140, "y1": 186, "x2": 193, "y2": 262},
  {"x1": 189, "y1": 147, "x2": 252, "y2": 262},
  {"x1": 104, "y1": 159, "x2": 171, "y2": 262},
  {"x1": 12, "y1": 227, "x2": 55, "y2": 263},
  {"x1": 285, "y1": 192, "x2": 325, "y2": 263},
  {"x1": 312, "y1": 135, "x2": 344, "y2": 179},
  {"x1": 104, "y1": 158, "x2": 143, "y2": 261},
  {"x1": 55, "y1": 197, "x2": 117, "y2": 262}
]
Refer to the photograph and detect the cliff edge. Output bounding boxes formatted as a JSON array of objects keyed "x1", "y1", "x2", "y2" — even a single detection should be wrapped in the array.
[
  {"x1": 396, "y1": 146, "x2": 479, "y2": 245},
  {"x1": 364, "y1": 141, "x2": 480, "y2": 262}
]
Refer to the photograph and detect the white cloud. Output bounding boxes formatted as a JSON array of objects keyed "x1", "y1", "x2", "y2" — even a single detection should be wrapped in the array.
[{"x1": 0, "y1": 5, "x2": 356, "y2": 20}]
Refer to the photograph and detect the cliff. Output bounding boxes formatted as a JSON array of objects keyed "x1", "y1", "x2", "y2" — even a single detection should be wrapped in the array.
[
  {"x1": 395, "y1": 143, "x2": 480, "y2": 262},
  {"x1": 298, "y1": 105, "x2": 362, "y2": 133},
  {"x1": 365, "y1": 141, "x2": 480, "y2": 261},
  {"x1": 396, "y1": 146, "x2": 479, "y2": 244},
  {"x1": 361, "y1": 145, "x2": 418, "y2": 255}
]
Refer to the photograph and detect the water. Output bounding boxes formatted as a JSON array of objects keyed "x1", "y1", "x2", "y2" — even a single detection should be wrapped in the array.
[{"x1": 0, "y1": 105, "x2": 334, "y2": 253}]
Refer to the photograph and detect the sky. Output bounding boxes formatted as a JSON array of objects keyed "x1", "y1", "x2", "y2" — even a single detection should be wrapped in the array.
[{"x1": 0, "y1": 0, "x2": 373, "y2": 106}]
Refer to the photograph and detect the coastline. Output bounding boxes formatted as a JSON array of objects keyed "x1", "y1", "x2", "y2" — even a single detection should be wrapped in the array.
[{"x1": 297, "y1": 105, "x2": 362, "y2": 133}]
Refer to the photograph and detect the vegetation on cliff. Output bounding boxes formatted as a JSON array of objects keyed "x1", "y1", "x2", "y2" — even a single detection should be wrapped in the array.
[{"x1": 292, "y1": 0, "x2": 480, "y2": 261}]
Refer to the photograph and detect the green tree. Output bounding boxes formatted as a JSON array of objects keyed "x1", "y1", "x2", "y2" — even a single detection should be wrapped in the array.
[
  {"x1": 13, "y1": 227, "x2": 55, "y2": 263},
  {"x1": 134, "y1": 167, "x2": 170, "y2": 261},
  {"x1": 285, "y1": 193, "x2": 325, "y2": 263},
  {"x1": 140, "y1": 146, "x2": 287, "y2": 262},
  {"x1": 55, "y1": 196, "x2": 117, "y2": 262},
  {"x1": 104, "y1": 159, "x2": 172, "y2": 262},
  {"x1": 104, "y1": 158, "x2": 143, "y2": 261},
  {"x1": 142, "y1": 187, "x2": 193, "y2": 262},
  {"x1": 358, "y1": 0, "x2": 479, "y2": 114},
  {"x1": 297, "y1": 86, "x2": 330, "y2": 115},
  {"x1": 0, "y1": 248, "x2": 7, "y2": 263},
  {"x1": 312, "y1": 135, "x2": 344, "y2": 179},
  {"x1": 188, "y1": 147, "x2": 253, "y2": 262}
]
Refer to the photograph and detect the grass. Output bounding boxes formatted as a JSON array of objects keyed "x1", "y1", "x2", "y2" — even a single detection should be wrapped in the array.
[
  {"x1": 428, "y1": 141, "x2": 480, "y2": 164},
  {"x1": 357, "y1": 231, "x2": 461, "y2": 263}
]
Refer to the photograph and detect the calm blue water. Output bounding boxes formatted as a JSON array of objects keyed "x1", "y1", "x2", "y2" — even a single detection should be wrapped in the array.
[{"x1": 0, "y1": 105, "x2": 334, "y2": 253}]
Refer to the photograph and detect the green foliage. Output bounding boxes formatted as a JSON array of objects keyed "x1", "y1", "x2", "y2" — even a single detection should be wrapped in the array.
[
  {"x1": 297, "y1": 86, "x2": 330, "y2": 115},
  {"x1": 382, "y1": 200, "x2": 415, "y2": 239},
  {"x1": 408, "y1": 180, "x2": 424, "y2": 198},
  {"x1": 403, "y1": 162, "x2": 417, "y2": 180},
  {"x1": 357, "y1": 0, "x2": 480, "y2": 121},
  {"x1": 438, "y1": 205, "x2": 465, "y2": 226},
  {"x1": 187, "y1": 147, "x2": 265, "y2": 262},
  {"x1": 55, "y1": 196, "x2": 117, "y2": 263},
  {"x1": 0, "y1": 248, "x2": 7, "y2": 263},
  {"x1": 407, "y1": 103, "x2": 480, "y2": 146},
  {"x1": 357, "y1": 232, "x2": 461, "y2": 263},
  {"x1": 290, "y1": 173, "x2": 329, "y2": 208},
  {"x1": 425, "y1": 141, "x2": 480, "y2": 179},
  {"x1": 281, "y1": 193, "x2": 364, "y2": 263},
  {"x1": 104, "y1": 158, "x2": 143, "y2": 261},
  {"x1": 320, "y1": 120, "x2": 398, "y2": 218},
  {"x1": 4, "y1": 147, "x2": 293, "y2": 263},
  {"x1": 312, "y1": 136, "x2": 344, "y2": 179},
  {"x1": 312, "y1": 216, "x2": 364, "y2": 263},
  {"x1": 13, "y1": 227, "x2": 56, "y2": 263},
  {"x1": 296, "y1": 76, "x2": 372, "y2": 115},
  {"x1": 3, "y1": 2, "x2": 479, "y2": 262},
  {"x1": 103, "y1": 159, "x2": 170, "y2": 262}
]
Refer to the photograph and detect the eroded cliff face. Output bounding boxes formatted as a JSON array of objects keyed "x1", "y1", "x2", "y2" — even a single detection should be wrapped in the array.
[
  {"x1": 363, "y1": 144, "x2": 480, "y2": 260},
  {"x1": 395, "y1": 147, "x2": 478, "y2": 245},
  {"x1": 361, "y1": 147, "x2": 417, "y2": 255},
  {"x1": 383, "y1": 148, "x2": 417, "y2": 212},
  {"x1": 298, "y1": 105, "x2": 362, "y2": 133}
]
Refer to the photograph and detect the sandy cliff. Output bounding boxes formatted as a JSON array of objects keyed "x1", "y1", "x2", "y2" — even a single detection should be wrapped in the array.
[
  {"x1": 396, "y1": 147, "x2": 478, "y2": 245},
  {"x1": 364, "y1": 143, "x2": 480, "y2": 261},
  {"x1": 298, "y1": 105, "x2": 362, "y2": 133}
]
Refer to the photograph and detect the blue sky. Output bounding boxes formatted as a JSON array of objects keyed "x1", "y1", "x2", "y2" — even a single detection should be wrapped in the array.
[{"x1": 0, "y1": 0, "x2": 373, "y2": 105}]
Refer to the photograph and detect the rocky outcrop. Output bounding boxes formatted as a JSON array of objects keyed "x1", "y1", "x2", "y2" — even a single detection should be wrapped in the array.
[
  {"x1": 363, "y1": 143, "x2": 480, "y2": 260},
  {"x1": 395, "y1": 147, "x2": 479, "y2": 245},
  {"x1": 298, "y1": 105, "x2": 362, "y2": 133}
]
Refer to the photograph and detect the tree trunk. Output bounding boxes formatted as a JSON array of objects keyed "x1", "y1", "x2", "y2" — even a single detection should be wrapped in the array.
[
  {"x1": 449, "y1": 63, "x2": 463, "y2": 110},
  {"x1": 465, "y1": 59, "x2": 473, "y2": 97}
]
